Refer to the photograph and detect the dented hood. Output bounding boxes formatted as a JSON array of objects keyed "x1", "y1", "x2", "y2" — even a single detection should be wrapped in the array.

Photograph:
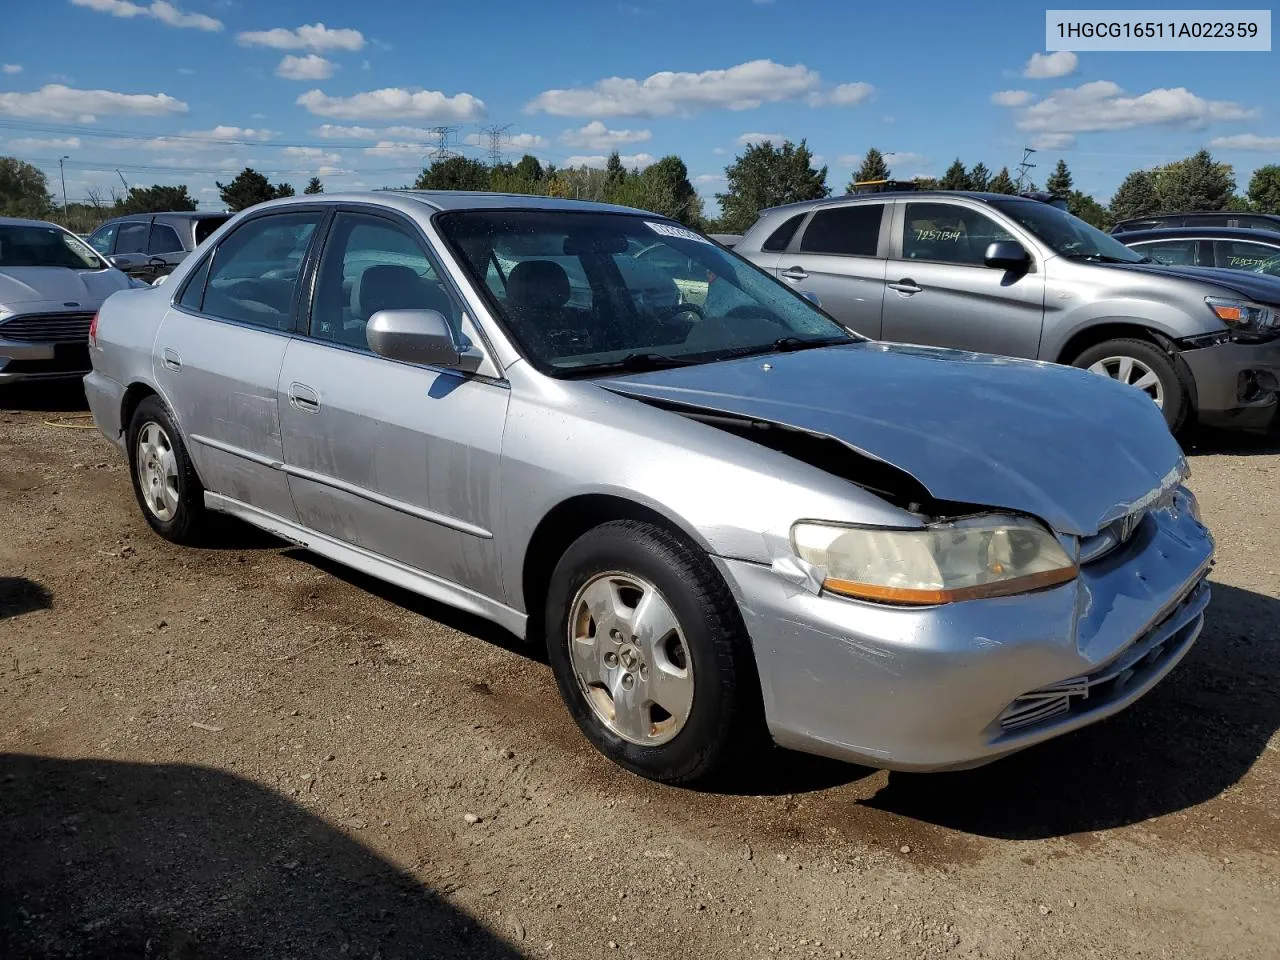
[{"x1": 600, "y1": 342, "x2": 1185, "y2": 537}]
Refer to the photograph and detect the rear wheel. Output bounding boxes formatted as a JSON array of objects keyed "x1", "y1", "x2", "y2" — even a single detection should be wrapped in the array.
[
  {"x1": 544, "y1": 519, "x2": 764, "y2": 786},
  {"x1": 127, "y1": 395, "x2": 208, "y2": 544},
  {"x1": 1072, "y1": 338, "x2": 1188, "y2": 431}
]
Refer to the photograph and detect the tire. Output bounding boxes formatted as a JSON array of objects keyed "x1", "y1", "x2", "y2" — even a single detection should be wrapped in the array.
[
  {"x1": 126, "y1": 395, "x2": 208, "y2": 544},
  {"x1": 1072, "y1": 337, "x2": 1189, "y2": 432},
  {"x1": 544, "y1": 519, "x2": 765, "y2": 787}
]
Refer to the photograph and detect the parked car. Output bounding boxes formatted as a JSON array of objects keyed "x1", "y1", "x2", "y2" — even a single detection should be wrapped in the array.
[
  {"x1": 0, "y1": 217, "x2": 139, "y2": 384},
  {"x1": 1116, "y1": 226, "x2": 1280, "y2": 277},
  {"x1": 86, "y1": 192, "x2": 1214, "y2": 786},
  {"x1": 735, "y1": 191, "x2": 1280, "y2": 432},
  {"x1": 87, "y1": 211, "x2": 232, "y2": 284},
  {"x1": 1111, "y1": 211, "x2": 1280, "y2": 235}
]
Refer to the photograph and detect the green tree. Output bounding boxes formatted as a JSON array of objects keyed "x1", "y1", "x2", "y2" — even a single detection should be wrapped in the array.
[
  {"x1": 715, "y1": 139, "x2": 829, "y2": 233},
  {"x1": 968, "y1": 162, "x2": 991, "y2": 192},
  {"x1": 1151, "y1": 150, "x2": 1235, "y2": 212},
  {"x1": 987, "y1": 167, "x2": 1017, "y2": 194},
  {"x1": 616, "y1": 155, "x2": 702, "y2": 226},
  {"x1": 605, "y1": 151, "x2": 627, "y2": 191},
  {"x1": 413, "y1": 156, "x2": 491, "y2": 191},
  {"x1": 1246, "y1": 164, "x2": 1280, "y2": 214},
  {"x1": 216, "y1": 167, "x2": 294, "y2": 212},
  {"x1": 912, "y1": 175, "x2": 940, "y2": 190},
  {"x1": 0, "y1": 156, "x2": 54, "y2": 218},
  {"x1": 1045, "y1": 159, "x2": 1073, "y2": 198},
  {"x1": 304, "y1": 176, "x2": 323, "y2": 195},
  {"x1": 939, "y1": 158, "x2": 970, "y2": 190},
  {"x1": 513, "y1": 154, "x2": 544, "y2": 183},
  {"x1": 847, "y1": 147, "x2": 891, "y2": 192},
  {"x1": 1109, "y1": 170, "x2": 1161, "y2": 221},
  {"x1": 1066, "y1": 191, "x2": 1111, "y2": 229},
  {"x1": 115, "y1": 184, "x2": 197, "y2": 214}
]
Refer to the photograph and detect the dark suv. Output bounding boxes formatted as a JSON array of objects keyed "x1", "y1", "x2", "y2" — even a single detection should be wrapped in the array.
[
  {"x1": 87, "y1": 212, "x2": 231, "y2": 283},
  {"x1": 1111, "y1": 212, "x2": 1280, "y2": 236}
]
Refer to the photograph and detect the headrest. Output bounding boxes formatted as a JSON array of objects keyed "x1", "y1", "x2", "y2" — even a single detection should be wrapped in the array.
[{"x1": 507, "y1": 260, "x2": 570, "y2": 310}]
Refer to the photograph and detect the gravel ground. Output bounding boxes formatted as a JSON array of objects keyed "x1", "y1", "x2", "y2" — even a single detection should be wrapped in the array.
[{"x1": 2, "y1": 382, "x2": 1278, "y2": 960}]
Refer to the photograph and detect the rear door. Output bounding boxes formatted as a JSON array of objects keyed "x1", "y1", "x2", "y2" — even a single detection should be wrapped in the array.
[
  {"x1": 776, "y1": 203, "x2": 888, "y2": 337},
  {"x1": 146, "y1": 219, "x2": 188, "y2": 277},
  {"x1": 155, "y1": 208, "x2": 327, "y2": 522},
  {"x1": 111, "y1": 219, "x2": 154, "y2": 279},
  {"x1": 880, "y1": 200, "x2": 1045, "y2": 358}
]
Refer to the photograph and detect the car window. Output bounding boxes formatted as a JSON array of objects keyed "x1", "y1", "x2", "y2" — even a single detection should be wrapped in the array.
[
  {"x1": 0, "y1": 223, "x2": 103, "y2": 269},
  {"x1": 115, "y1": 221, "x2": 149, "y2": 255},
  {"x1": 479, "y1": 232, "x2": 594, "y2": 312},
  {"x1": 309, "y1": 212, "x2": 461, "y2": 351},
  {"x1": 149, "y1": 223, "x2": 184, "y2": 255},
  {"x1": 902, "y1": 203, "x2": 1015, "y2": 265},
  {"x1": 1214, "y1": 240, "x2": 1280, "y2": 274},
  {"x1": 1134, "y1": 239, "x2": 1198, "y2": 266},
  {"x1": 798, "y1": 204, "x2": 883, "y2": 257},
  {"x1": 762, "y1": 213, "x2": 805, "y2": 252},
  {"x1": 88, "y1": 223, "x2": 117, "y2": 255},
  {"x1": 177, "y1": 253, "x2": 213, "y2": 312},
  {"x1": 200, "y1": 212, "x2": 323, "y2": 330},
  {"x1": 193, "y1": 216, "x2": 231, "y2": 246}
]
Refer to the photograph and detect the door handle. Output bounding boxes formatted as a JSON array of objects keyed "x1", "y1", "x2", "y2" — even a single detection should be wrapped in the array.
[
  {"x1": 888, "y1": 279, "x2": 922, "y2": 294},
  {"x1": 162, "y1": 348, "x2": 181, "y2": 371},
  {"x1": 288, "y1": 382, "x2": 321, "y2": 413},
  {"x1": 780, "y1": 267, "x2": 808, "y2": 281}
]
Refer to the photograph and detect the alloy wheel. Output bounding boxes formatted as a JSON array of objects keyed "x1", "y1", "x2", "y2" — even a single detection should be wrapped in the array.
[
  {"x1": 135, "y1": 421, "x2": 180, "y2": 522},
  {"x1": 1087, "y1": 355, "x2": 1165, "y2": 409}
]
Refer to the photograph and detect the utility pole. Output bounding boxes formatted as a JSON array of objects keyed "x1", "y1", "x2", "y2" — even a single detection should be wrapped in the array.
[
  {"x1": 479, "y1": 123, "x2": 512, "y2": 166},
  {"x1": 1015, "y1": 146, "x2": 1037, "y2": 193},
  {"x1": 59, "y1": 156, "x2": 69, "y2": 219},
  {"x1": 427, "y1": 126, "x2": 457, "y2": 161},
  {"x1": 115, "y1": 169, "x2": 129, "y2": 191}
]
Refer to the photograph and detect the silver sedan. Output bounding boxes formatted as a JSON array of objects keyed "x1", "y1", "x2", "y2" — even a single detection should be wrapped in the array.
[{"x1": 85, "y1": 191, "x2": 1214, "y2": 785}]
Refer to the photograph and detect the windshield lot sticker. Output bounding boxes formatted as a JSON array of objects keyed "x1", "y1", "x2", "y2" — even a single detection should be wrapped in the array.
[
  {"x1": 646, "y1": 221, "x2": 713, "y2": 244},
  {"x1": 1227, "y1": 256, "x2": 1269, "y2": 268},
  {"x1": 914, "y1": 228, "x2": 962, "y2": 242}
]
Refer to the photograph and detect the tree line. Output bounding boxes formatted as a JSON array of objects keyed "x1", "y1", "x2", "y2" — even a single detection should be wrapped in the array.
[{"x1": 5, "y1": 144, "x2": 1280, "y2": 237}]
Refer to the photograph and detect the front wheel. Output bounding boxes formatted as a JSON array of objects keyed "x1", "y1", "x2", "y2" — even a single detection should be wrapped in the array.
[
  {"x1": 544, "y1": 520, "x2": 765, "y2": 786},
  {"x1": 1072, "y1": 338, "x2": 1189, "y2": 432}
]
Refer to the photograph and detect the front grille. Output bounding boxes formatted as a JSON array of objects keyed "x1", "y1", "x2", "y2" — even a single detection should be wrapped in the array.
[
  {"x1": 1078, "y1": 509, "x2": 1146, "y2": 565},
  {"x1": 997, "y1": 578, "x2": 1209, "y2": 734},
  {"x1": 0, "y1": 312, "x2": 95, "y2": 344}
]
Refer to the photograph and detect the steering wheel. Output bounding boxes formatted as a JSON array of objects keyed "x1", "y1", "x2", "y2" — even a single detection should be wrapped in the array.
[{"x1": 654, "y1": 302, "x2": 704, "y2": 323}]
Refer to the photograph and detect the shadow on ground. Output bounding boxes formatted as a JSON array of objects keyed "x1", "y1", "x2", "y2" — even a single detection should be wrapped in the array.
[
  {"x1": 0, "y1": 755, "x2": 525, "y2": 960},
  {"x1": 860, "y1": 582, "x2": 1280, "y2": 839},
  {"x1": 0, "y1": 577, "x2": 52, "y2": 620},
  {"x1": 1184, "y1": 421, "x2": 1280, "y2": 457},
  {"x1": 0, "y1": 381, "x2": 89, "y2": 413}
]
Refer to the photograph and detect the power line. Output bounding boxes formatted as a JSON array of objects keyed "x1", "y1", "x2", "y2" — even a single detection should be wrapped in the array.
[
  {"x1": 1014, "y1": 146, "x2": 1037, "y2": 192},
  {"x1": 427, "y1": 125, "x2": 458, "y2": 162},
  {"x1": 479, "y1": 123, "x2": 513, "y2": 166}
]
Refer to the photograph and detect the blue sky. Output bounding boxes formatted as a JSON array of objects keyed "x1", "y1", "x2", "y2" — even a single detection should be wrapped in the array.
[{"x1": 1, "y1": 0, "x2": 1277, "y2": 213}]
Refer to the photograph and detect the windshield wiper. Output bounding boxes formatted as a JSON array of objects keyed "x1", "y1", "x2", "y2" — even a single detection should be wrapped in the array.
[
  {"x1": 1063, "y1": 252, "x2": 1145, "y2": 264},
  {"x1": 720, "y1": 335, "x2": 853, "y2": 360},
  {"x1": 565, "y1": 352, "x2": 701, "y2": 376}
]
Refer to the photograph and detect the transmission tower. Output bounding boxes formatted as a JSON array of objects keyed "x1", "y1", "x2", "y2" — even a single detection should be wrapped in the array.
[
  {"x1": 1015, "y1": 146, "x2": 1037, "y2": 193},
  {"x1": 479, "y1": 123, "x2": 513, "y2": 166},
  {"x1": 427, "y1": 125, "x2": 458, "y2": 161}
]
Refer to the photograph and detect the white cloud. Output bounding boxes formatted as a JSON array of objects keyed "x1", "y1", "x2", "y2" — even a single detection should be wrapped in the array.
[
  {"x1": 363, "y1": 140, "x2": 424, "y2": 157},
  {"x1": 297, "y1": 87, "x2": 485, "y2": 122},
  {"x1": 190, "y1": 125, "x2": 275, "y2": 140},
  {"x1": 992, "y1": 89, "x2": 1034, "y2": 107},
  {"x1": 0, "y1": 83, "x2": 187, "y2": 121},
  {"x1": 526, "y1": 59, "x2": 820, "y2": 117},
  {"x1": 809, "y1": 81, "x2": 875, "y2": 107},
  {"x1": 1208, "y1": 133, "x2": 1280, "y2": 151},
  {"x1": 154, "y1": 155, "x2": 242, "y2": 171},
  {"x1": 693, "y1": 173, "x2": 726, "y2": 184},
  {"x1": 507, "y1": 132, "x2": 545, "y2": 149},
  {"x1": 276, "y1": 54, "x2": 335, "y2": 80},
  {"x1": 7, "y1": 136, "x2": 82, "y2": 150},
  {"x1": 564, "y1": 153, "x2": 657, "y2": 170},
  {"x1": 712, "y1": 146, "x2": 726, "y2": 155},
  {"x1": 2, "y1": 65, "x2": 21, "y2": 75},
  {"x1": 70, "y1": 0, "x2": 222, "y2": 31},
  {"x1": 103, "y1": 126, "x2": 275, "y2": 151},
  {"x1": 237, "y1": 22, "x2": 364, "y2": 52},
  {"x1": 177, "y1": 67, "x2": 194, "y2": 75},
  {"x1": 560, "y1": 120, "x2": 652, "y2": 150},
  {"x1": 1016, "y1": 81, "x2": 1255, "y2": 134},
  {"x1": 462, "y1": 131, "x2": 547, "y2": 149},
  {"x1": 736, "y1": 132, "x2": 786, "y2": 146},
  {"x1": 1023, "y1": 51, "x2": 1077, "y2": 80},
  {"x1": 837, "y1": 150, "x2": 924, "y2": 169},
  {"x1": 314, "y1": 123, "x2": 378, "y2": 139},
  {"x1": 1030, "y1": 132, "x2": 1075, "y2": 150},
  {"x1": 316, "y1": 164, "x2": 352, "y2": 176},
  {"x1": 282, "y1": 146, "x2": 342, "y2": 163}
]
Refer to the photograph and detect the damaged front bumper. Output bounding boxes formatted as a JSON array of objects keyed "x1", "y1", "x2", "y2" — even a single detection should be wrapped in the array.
[
  {"x1": 1180, "y1": 334, "x2": 1280, "y2": 431},
  {"x1": 714, "y1": 491, "x2": 1214, "y2": 771}
]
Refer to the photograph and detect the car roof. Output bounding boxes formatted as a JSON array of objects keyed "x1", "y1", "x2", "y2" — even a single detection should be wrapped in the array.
[
  {"x1": 0, "y1": 216, "x2": 66, "y2": 229},
  {"x1": 1116, "y1": 226, "x2": 1280, "y2": 242},
  {"x1": 267, "y1": 190, "x2": 650, "y2": 216},
  {"x1": 1116, "y1": 211, "x2": 1280, "y2": 223},
  {"x1": 101, "y1": 211, "x2": 230, "y2": 221},
  {"x1": 758, "y1": 190, "x2": 1031, "y2": 217}
]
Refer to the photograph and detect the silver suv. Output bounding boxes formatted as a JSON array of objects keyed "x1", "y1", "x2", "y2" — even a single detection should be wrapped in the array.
[{"x1": 736, "y1": 192, "x2": 1280, "y2": 432}]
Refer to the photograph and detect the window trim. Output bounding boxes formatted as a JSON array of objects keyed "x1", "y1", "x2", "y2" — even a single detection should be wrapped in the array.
[
  {"x1": 793, "y1": 202, "x2": 888, "y2": 259},
  {"x1": 168, "y1": 206, "x2": 332, "y2": 337},
  {"x1": 890, "y1": 199, "x2": 1035, "y2": 270}
]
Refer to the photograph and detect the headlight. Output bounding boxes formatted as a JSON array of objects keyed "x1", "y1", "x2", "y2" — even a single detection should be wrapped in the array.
[
  {"x1": 1206, "y1": 297, "x2": 1276, "y2": 330},
  {"x1": 791, "y1": 515, "x2": 1078, "y2": 605}
]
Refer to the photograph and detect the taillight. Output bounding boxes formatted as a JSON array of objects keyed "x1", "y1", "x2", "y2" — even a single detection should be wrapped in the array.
[{"x1": 88, "y1": 311, "x2": 99, "y2": 349}]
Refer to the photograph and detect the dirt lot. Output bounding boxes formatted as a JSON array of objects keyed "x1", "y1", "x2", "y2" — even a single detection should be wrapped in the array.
[{"x1": 2, "y1": 382, "x2": 1278, "y2": 960}]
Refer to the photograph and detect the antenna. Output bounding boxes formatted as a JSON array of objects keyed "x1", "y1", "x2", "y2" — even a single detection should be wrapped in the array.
[
  {"x1": 1015, "y1": 146, "x2": 1037, "y2": 193},
  {"x1": 479, "y1": 123, "x2": 513, "y2": 166}
]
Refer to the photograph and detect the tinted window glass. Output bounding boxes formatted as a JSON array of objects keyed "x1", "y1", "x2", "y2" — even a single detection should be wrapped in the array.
[
  {"x1": 1135, "y1": 239, "x2": 1198, "y2": 265},
  {"x1": 310, "y1": 213, "x2": 460, "y2": 350},
  {"x1": 88, "y1": 223, "x2": 117, "y2": 254},
  {"x1": 762, "y1": 213, "x2": 805, "y2": 252},
  {"x1": 1214, "y1": 240, "x2": 1280, "y2": 273},
  {"x1": 0, "y1": 224, "x2": 102, "y2": 269},
  {"x1": 902, "y1": 203, "x2": 1015, "y2": 265},
  {"x1": 201, "y1": 212, "x2": 322, "y2": 330},
  {"x1": 149, "y1": 223, "x2": 183, "y2": 255},
  {"x1": 177, "y1": 254, "x2": 213, "y2": 312},
  {"x1": 194, "y1": 215, "x2": 231, "y2": 246},
  {"x1": 799, "y1": 204, "x2": 883, "y2": 256},
  {"x1": 116, "y1": 221, "x2": 149, "y2": 254}
]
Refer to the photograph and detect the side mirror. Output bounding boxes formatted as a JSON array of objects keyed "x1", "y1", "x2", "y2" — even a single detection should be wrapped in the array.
[
  {"x1": 799, "y1": 290, "x2": 822, "y2": 308},
  {"x1": 984, "y1": 240, "x2": 1031, "y2": 271},
  {"x1": 365, "y1": 309, "x2": 462, "y2": 367},
  {"x1": 152, "y1": 275, "x2": 168, "y2": 287},
  {"x1": 108, "y1": 254, "x2": 133, "y2": 270}
]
